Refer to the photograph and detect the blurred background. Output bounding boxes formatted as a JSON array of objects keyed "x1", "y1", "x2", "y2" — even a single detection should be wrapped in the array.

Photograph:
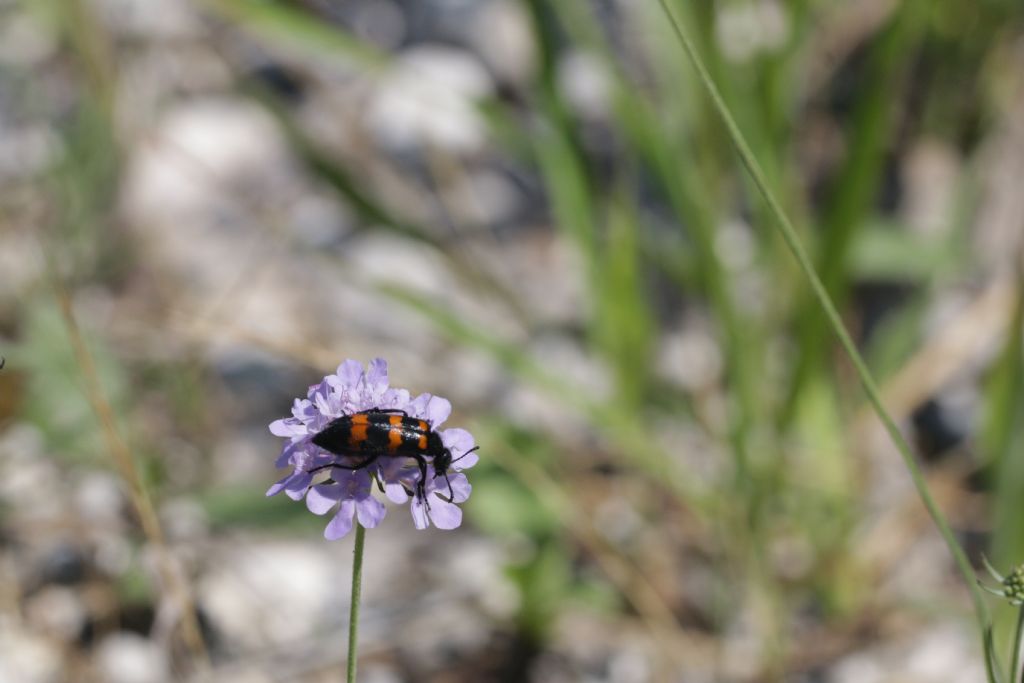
[{"x1": 1, "y1": 0, "x2": 1023, "y2": 681}]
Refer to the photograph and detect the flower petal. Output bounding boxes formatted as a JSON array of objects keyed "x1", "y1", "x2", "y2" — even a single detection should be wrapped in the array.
[
  {"x1": 410, "y1": 497, "x2": 430, "y2": 530},
  {"x1": 385, "y1": 481, "x2": 411, "y2": 504},
  {"x1": 266, "y1": 473, "x2": 293, "y2": 497},
  {"x1": 427, "y1": 498, "x2": 463, "y2": 530},
  {"x1": 274, "y1": 440, "x2": 301, "y2": 468},
  {"x1": 447, "y1": 473, "x2": 472, "y2": 503},
  {"x1": 269, "y1": 419, "x2": 304, "y2": 437},
  {"x1": 356, "y1": 496, "x2": 387, "y2": 528},
  {"x1": 284, "y1": 472, "x2": 312, "y2": 500},
  {"x1": 440, "y1": 427, "x2": 474, "y2": 453},
  {"x1": 407, "y1": 393, "x2": 432, "y2": 419},
  {"x1": 314, "y1": 392, "x2": 333, "y2": 418},
  {"x1": 380, "y1": 388, "x2": 411, "y2": 411},
  {"x1": 336, "y1": 360, "x2": 364, "y2": 388},
  {"x1": 441, "y1": 429, "x2": 477, "y2": 468},
  {"x1": 307, "y1": 483, "x2": 343, "y2": 515},
  {"x1": 325, "y1": 500, "x2": 356, "y2": 540},
  {"x1": 365, "y1": 358, "x2": 389, "y2": 391},
  {"x1": 292, "y1": 398, "x2": 316, "y2": 421},
  {"x1": 425, "y1": 396, "x2": 452, "y2": 428},
  {"x1": 307, "y1": 379, "x2": 331, "y2": 404}
]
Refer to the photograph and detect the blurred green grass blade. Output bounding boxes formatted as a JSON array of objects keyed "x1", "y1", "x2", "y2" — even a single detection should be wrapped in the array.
[
  {"x1": 863, "y1": 172, "x2": 978, "y2": 380},
  {"x1": 544, "y1": 0, "x2": 753, "y2": 421},
  {"x1": 203, "y1": 0, "x2": 387, "y2": 68},
  {"x1": 597, "y1": 20, "x2": 762, "y2": 488},
  {"x1": 60, "y1": 0, "x2": 117, "y2": 114},
  {"x1": 523, "y1": 0, "x2": 584, "y2": 150},
  {"x1": 608, "y1": 64, "x2": 761, "y2": 489},
  {"x1": 597, "y1": 193, "x2": 656, "y2": 407},
  {"x1": 467, "y1": 422, "x2": 565, "y2": 537},
  {"x1": 981, "y1": 278, "x2": 1024, "y2": 470},
  {"x1": 532, "y1": 2, "x2": 706, "y2": 298},
  {"x1": 508, "y1": 539, "x2": 573, "y2": 643},
  {"x1": 21, "y1": 299, "x2": 120, "y2": 461},
  {"x1": 247, "y1": 84, "x2": 431, "y2": 242},
  {"x1": 781, "y1": 4, "x2": 923, "y2": 427},
  {"x1": 379, "y1": 284, "x2": 564, "y2": 398},
  {"x1": 984, "y1": 624, "x2": 1006, "y2": 683},
  {"x1": 202, "y1": 485, "x2": 325, "y2": 531},
  {"x1": 653, "y1": 3, "x2": 995, "y2": 675},
  {"x1": 249, "y1": 81, "x2": 536, "y2": 328},
  {"x1": 379, "y1": 283, "x2": 712, "y2": 510},
  {"x1": 847, "y1": 221, "x2": 955, "y2": 281},
  {"x1": 532, "y1": 122, "x2": 597, "y2": 269},
  {"x1": 986, "y1": 278, "x2": 1024, "y2": 570}
]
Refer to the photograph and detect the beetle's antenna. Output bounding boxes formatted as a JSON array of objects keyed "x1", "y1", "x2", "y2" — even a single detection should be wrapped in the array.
[{"x1": 450, "y1": 446, "x2": 479, "y2": 465}]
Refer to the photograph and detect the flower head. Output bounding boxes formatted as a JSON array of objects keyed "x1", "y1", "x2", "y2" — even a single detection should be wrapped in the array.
[{"x1": 267, "y1": 358, "x2": 478, "y2": 539}]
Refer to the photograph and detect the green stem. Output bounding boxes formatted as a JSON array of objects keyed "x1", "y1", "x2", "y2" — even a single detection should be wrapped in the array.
[
  {"x1": 347, "y1": 523, "x2": 366, "y2": 683},
  {"x1": 1012, "y1": 606, "x2": 1024, "y2": 683},
  {"x1": 653, "y1": 2, "x2": 994, "y2": 680}
]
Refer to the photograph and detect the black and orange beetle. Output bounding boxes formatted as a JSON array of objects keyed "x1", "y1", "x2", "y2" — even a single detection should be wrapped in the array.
[{"x1": 308, "y1": 408, "x2": 477, "y2": 505}]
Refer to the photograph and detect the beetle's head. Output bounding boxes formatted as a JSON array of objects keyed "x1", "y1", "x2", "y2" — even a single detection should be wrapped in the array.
[{"x1": 433, "y1": 449, "x2": 453, "y2": 477}]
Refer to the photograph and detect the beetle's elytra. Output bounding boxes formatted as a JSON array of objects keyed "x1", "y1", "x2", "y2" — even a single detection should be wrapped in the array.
[
  {"x1": 310, "y1": 409, "x2": 473, "y2": 504},
  {"x1": 313, "y1": 410, "x2": 444, "y2": 460}
]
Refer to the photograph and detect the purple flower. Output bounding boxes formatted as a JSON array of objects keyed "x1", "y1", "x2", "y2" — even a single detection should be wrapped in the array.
[
  {"x1": 267, "y1": 358, "x2": 478, "y2": 539},
  {"x1": 306, "y1": 470, "x2": 386, "y2": 540}
]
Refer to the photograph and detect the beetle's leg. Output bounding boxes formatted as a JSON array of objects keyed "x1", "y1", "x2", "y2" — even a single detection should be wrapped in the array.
[
  {"x1": 439, "y1": 472, "x2": 454, "y2": 503},
  {"x1": 303, "y1": 476, "x2": 336, "y2": 494},
  {"x1": 303, "y1": 456, "x2": 377, "y2": 495},
  {"x1": 306, "y1": 454, "x2": 376, "y2": 476},
  {"x1": 412, "y1": 454, "x2": 430, "y2": 510},
  {"x1": 330, "y1": 454, "x2": 380, "y2": 471}
]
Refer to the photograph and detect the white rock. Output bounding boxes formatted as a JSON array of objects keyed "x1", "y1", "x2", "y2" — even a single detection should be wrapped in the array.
[
  {"x1": 469, "y1": 0, "x2": 536, "y2": 87},
  {"x1": 94, "y1": 633, "x2": 170, "y2": 683},
  {"x1": 367, "y1": 45, "x2": 494, "y2": 153},
  {"x1": 121, "y1": 98, "x2": 312, "y2": 350},
  {"x1": 349, "y1": 0, "x2": 406, "y2": 50},
  {"x1": 0, "y1": 13, "x2": 57, "y2": 67},
  {"x1": 24, "y1": 587, "x2": 87, "y2": 643},
  {"x1": 444, "y1": 167, "x2": 522, "y2": 227},
  {"x1": 830, "y1": 625, "x2": 984, "y2": 683},
  {"x1": 0, "y1": 229, "x2": 45, "y2": 301},
  {"x1": 198, "y1": 541, "x2": 336, "y2": 648},
  {"x1": 902, "y1": 140, "x2": 960, "y2": 237},
  {"x1": 0, "y1": 623, "x2": 64, "y2": 683},
  {"x1": 87, "y1": 0, "x2": 200, "y2": 39},
  {"x1": 0, "y1": 124, "x2": 60, "y2": 180},
  {"x1": 657, "y1": 322, "x2": 723, "y2": 393},
  {"x1": 558, "y1": 51, "x2": 612, "y2": 119},
  {"x1": 0, "y1": 426, "x2": 61, "y2": 514},
  {"x1": 160, "y1": 498, "x2": 208, "y2": 541},
  {"x1": 74, "y1": 472, "x2": 126, "y2": 525},
  {"x1": 122, "y1": 98, "x2": 290, "y2": 223},
  {"x1": 715, "y1": 1, "x2": 790, "y2": 63}
]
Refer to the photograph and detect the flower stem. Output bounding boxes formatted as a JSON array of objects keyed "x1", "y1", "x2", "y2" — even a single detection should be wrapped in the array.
[
  {"x1": 347, "y1": 523, "x2": 366, "y2": 683},
  {"x1": 1011, "y1": 606, "x2": 1024, "y2": 683}
]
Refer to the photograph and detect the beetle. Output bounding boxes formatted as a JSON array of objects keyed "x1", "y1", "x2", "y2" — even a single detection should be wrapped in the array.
[{"x1": 307, "y1": 408, "x2": 476, "y2": 505}]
